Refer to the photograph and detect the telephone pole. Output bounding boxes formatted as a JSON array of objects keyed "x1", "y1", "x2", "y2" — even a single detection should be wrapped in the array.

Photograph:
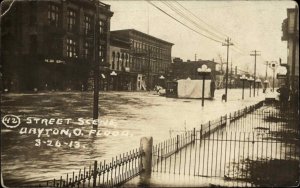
[
  {"x1": 222, "y1": 37, "x2": 234, "y2": 102},
  {"x1": 250, "y1": 50, "x2": 261, "y2": 97},
  {"x1": 147, "y1": 50, "x2": 151, "y2": 91},
  {"x1": 230, "y1": 61, "x2": 233, "y2": 89}
]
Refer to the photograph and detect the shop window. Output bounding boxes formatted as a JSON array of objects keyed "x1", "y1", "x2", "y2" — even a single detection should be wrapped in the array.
[{"x1": 67, "y1": 38, "x2": 78, "y2": 58}]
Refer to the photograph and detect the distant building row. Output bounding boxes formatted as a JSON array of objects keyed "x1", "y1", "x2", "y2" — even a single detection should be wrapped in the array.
[{"x1": 1, "y1": 0, "x2": 173, "y2": 92}]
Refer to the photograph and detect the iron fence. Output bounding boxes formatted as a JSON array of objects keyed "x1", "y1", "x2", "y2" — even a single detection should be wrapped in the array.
[
  {"x1": 30, "y1": 100, "x2": 298, "y2": 187},
  {"x1": 37, "y1": 147, "x2": 144, "y2": 187},
  {"x1": 151, "y1": 101, "x2": 299, "y2": 186}
]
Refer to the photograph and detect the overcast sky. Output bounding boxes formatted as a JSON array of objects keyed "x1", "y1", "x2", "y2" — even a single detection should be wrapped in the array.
[{"x1": 103, "y1": 0, "x2": 296, "y2": 77}]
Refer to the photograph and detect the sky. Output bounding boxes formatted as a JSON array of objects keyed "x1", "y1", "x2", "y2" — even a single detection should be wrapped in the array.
[{"x1": 103, "y1": 0, "x2": 297, "y2": 77}]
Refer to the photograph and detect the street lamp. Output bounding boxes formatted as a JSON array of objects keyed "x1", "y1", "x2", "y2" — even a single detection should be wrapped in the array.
[
  {"x1": 110, "y1": 71, "x2": 117, "y2": 91},
  {"x1": 248, "y1": 76, "x2": 254, "y2": 97},
  {"x1": 255, "y1": 78, "x2": 261, "y2": 96},
  {"x1": 197, "y1": 64, "x2": 211, "y2": 107},
  {"x1": 240, "y1": 75, "x2": 248, "y2": 100},
  {"x1": 159, "y1": 75, "x2": 165, "y2": 88},
  {"x1": 270, "y1": 62, "x2": 277, "y2": 92},
  {"x1": 263, "y1": 80, "x2": 269, "y2": 93}
]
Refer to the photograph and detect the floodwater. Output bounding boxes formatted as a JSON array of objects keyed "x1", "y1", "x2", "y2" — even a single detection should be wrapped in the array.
[{"x1": 1, "y1": 89, "x2": 265, "y2": 185}]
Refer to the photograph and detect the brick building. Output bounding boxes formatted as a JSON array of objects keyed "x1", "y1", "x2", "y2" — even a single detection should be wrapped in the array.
[
  {"x1": 110, "y1": 29, "x2": 173, "y2": 91},
  {"x1": 109, "y1": 32, "x2": 132, "y2": 90},
  {"x1": 1, "y1": 0, "x2": 113, "y2": 92}
]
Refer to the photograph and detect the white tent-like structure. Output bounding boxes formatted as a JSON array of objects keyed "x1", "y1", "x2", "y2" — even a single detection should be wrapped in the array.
[{"x1": 177, "y1": 79, "x2": 211, "y2": 99}]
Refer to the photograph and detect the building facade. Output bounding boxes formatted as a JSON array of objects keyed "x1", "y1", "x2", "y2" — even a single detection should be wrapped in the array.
[
  {"x1": 109, "y1": 32, "x2": 132, "y2": 90},
  {"x1": 281, "y1": 6, "x2": 299, "y2": 95},
  {"x1": 1, "y1": 0, "x2": 113, "y2": 92},
  {"x1": 109, "y1": 29, "x2": 173, "y2": 91}
]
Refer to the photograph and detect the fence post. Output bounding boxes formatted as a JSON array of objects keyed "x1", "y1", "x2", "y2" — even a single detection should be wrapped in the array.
[
  {"x1": 193, "y1": 128, "x2": 196, "y2": 142},
  {"x1": 140, "y1": 137, "x2": 153, "y2": 175},
  {"x1": 226, "y1": 113, "x2": 231, "y2": 126},
  {"x1": 200, "y1": 124, "x2": 203, "y2": 139},
  {"x1": 176, "y1": 135, "x2": 179, "y2": 152},
  {"x1": 140, "y1": 137, "x2": 153, "y2": 185},
  {"x1": 208, "y1": 121, "x2": 211, "y2": 134},
  {"x1": 220, "y1": 116, "x2": 222, "y2": 126},
  {"x1": 93, "y1": 161, "x2": 97, "y2": 187}
]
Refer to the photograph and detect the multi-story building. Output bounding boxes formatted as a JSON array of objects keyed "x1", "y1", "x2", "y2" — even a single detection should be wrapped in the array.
[
  {"x1": 281, "y1": 6, "x2": 299, "y2": 97},
  {"x1": 109, "y1": 29, "x2": 173, "y2": 91},
  {"x1": 1, "y1": 0, "x2": 113, "y2": 92},
  {"x1": 109, "y1": 32, "x2": 131, "y2": 90}
]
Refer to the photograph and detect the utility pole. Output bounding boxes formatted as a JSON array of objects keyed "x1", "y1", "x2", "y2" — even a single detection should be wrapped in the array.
[
  {"x1": 195, "y1": 54, "x2": 197, "y2": 61},
  {"x1": 222, "y1": 37, "x2": 234, "y2": 102},
  {"x1": 250, "y1": 50, "x2": 261, "y2": 97},
  {"x1": 147, "y1": 50, "x2": 151, "y2": 91},
  {"x1": 93, "y1": 3, "x2": 100, "y2": 129},
  {"x1": 235, "y1": 66, "x2": 237, "y2": 75},
  {"x1": 230, "y1": 61, "x2": 233, "y2": 89}
]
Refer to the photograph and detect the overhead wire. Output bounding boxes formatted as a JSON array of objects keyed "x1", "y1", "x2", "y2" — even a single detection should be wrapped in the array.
[
  {"x1": 163, "y1": 1, "x2": 225, "y2": 41},
  {"x1": 174, "y1": 1, "x2": 229, "y2": 39},
  {"x1": 174, "y1": 1, "x2": 252, "y2": 57},
  {"x1": 148, "y1": 0, "x2": 269, "y2": 73},
  {"x1": 146, "y1": 1, "x2": 224, "y2": 44}
]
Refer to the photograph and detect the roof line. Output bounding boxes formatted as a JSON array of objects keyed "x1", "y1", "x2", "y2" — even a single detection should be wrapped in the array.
[{"x1": 111, "y1": 29, "x2": 174, "y2": 45}]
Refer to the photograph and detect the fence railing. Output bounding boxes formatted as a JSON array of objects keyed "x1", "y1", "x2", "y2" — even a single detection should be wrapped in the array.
[
  {"x1": 34, "y1": 101, "x2": 268, "y2": 187},
  {"x1": 151, "y1": 101, "x2": 265, "y2": 172},
  {"x1": 38, "y1": 147, "x2": 144, "y2": 187},
  {"x1": 150, "y1": 101, "x2": 300, "y2": 187}
]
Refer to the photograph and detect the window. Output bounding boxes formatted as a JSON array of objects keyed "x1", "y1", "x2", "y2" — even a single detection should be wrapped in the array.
[
  {"x1": 83, "y1": 41, "x2": 92, "y2": 59},
  {"x1": 99, "y1": 45, "x2": 105, "y2": 63},
  {"x1": 112, "y1": 52, "x2": 115, "y2": 69},
  {"x1": 125, "y1": 54, "x2": 128, "y2": 67},
  {"x1": 121, "y1": 53, "x2": 124, "y2": 69},
  {"x1": 117, "y1": 53, "x2": 120, "y2": 70},
  {"x1": 67, "y1": 9, "x2": 77, "y2": 32},
  {"x1": 99, "y1": 20, "x2": 106, "y2": 34},
  {"x1": 67, "y1": 38, "x2": 78, "y2": 58},
  {"x1": 84, "y1": 15, "x2": 93, "y2": 35},
  {"x1": 99, "y1": 45, "x2": 105, "y2": 62},
  {"x1": 48, "y1": 3, "x2": 59, "y2": 27}
]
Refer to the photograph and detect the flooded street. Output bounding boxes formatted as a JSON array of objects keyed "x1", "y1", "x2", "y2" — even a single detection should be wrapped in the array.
[{"x1": 1, "y1": 89, "x2": 264, "y2": 185}]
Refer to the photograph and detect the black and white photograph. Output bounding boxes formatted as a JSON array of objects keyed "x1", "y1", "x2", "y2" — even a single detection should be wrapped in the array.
[{"x1": 0, "y1": 0, "x2": 299, "y2": 187}]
